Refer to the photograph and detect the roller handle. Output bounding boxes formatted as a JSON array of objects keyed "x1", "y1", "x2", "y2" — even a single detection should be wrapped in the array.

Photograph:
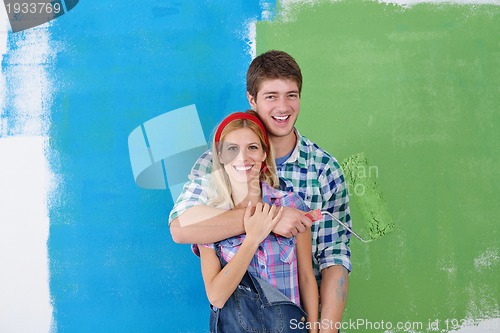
[{"x1": 305, "y1": 209, "x2": 372, "y2": 243}]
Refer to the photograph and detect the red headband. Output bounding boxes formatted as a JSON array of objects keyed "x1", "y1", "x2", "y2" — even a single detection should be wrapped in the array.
[
  {"x1": 215, "y1": 112, "x2": 269, "y2": 172},
  {"x1": 215, "y1": 112, "x2": 269, "y2": 147}
]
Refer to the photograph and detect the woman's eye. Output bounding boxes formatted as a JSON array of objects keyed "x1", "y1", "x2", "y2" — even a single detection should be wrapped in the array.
[{"x1": 227, "y1": 146, "x2": 237, "y2": 151}]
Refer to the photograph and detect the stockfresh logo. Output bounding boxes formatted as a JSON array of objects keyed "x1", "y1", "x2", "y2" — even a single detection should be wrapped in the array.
[{"x1": 3, "y1": 0, "x2": 78, "y2": 32}]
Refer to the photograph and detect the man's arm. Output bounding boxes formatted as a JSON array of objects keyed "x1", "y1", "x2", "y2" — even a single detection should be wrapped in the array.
[
  {"x1": 170, "y1": 206, "x2": 245, "y2": 244},
  {"x1": 315, "y1": 157, "x2": 352, "y2": 331},
  {"x1": 320, "y1": 266, "x2": 348, "y2": 332},
  {"x1": 170, "y1": 204, "x2": 313, "y2": 244},
  {"x1": 168, "y1": 150, "x2": 246, "y2": 244},
  {"x1": 168, "y1": 150, "x2": 312, "y2": 244}
]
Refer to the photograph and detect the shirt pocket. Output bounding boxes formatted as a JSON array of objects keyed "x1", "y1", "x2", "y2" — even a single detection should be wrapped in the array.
[
  {"x1": 276, "y1": 236, "x2": 296, "y2": 264},
  {"x1": 218, "y1": 236, "x2": 245, "y2": 263}
]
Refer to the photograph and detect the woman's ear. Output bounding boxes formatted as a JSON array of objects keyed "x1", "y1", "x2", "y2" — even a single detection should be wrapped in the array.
[
  {"x1": 262, "y1": 152, "x2": 267, "y2": 162},
  {"x1": 218, "y1": 152, "x2": 224, "y2": 165}
]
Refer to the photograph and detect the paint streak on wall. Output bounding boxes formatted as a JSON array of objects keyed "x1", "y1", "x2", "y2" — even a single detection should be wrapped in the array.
[
  {"x1": 0, "y1": 6, "x2": 55, "y2": 332},
  {"x1": 256, "y1": 0, "x2": 499, "y2": 332},
  {"x1": 1, "y1": 0, "x2": 498, "y2": 332},
  {"x1": 43, "y1": 1, "x2": 276, "y2": 332}
]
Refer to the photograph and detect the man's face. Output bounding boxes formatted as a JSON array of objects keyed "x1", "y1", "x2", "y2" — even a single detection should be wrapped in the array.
[{"x1": 247, "y1": 78, "x2": 300, "y2": 139}]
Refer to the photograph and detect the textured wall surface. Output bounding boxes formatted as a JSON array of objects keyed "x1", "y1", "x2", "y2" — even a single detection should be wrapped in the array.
[
  {"x1": 1, "y1": 1, "x2": 498, "y2": 332},
  {"x1": 257, "y1": 1, "x2": 500, "y2": 332}
]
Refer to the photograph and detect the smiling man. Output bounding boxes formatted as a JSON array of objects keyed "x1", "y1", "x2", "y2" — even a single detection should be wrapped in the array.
[
  {"x1": 169, "y1": 50, "x2": 351, "y2": 332},
  {"x1": 247, "y1": 78, "x2": 300, "y2": 158}
]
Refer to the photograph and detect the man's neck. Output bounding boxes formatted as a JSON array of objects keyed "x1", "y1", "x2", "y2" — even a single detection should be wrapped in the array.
[{"x1": 270, "y1": 129, "x2": 297, "y2": 159}]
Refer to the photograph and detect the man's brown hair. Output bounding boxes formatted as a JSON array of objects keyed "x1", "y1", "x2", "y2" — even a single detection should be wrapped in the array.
[{"x1": 246, "y1": 50, "x2": 303, "y2": 98}]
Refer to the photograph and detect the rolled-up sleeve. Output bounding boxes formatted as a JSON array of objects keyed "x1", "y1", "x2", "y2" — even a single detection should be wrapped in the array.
[
  {"x1": 316, "y1": 160, "x2": 352, "y2": 273},
  {"x1": 191, "y1": 243, "x2": 215, "y2": 257}
]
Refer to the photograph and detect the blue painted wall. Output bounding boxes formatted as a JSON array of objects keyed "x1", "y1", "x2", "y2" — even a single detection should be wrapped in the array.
[
  {"x1": 46, "y1": 1, "x2": 276, "y2": 332},
  {"x1": 3, "y1": 1, "x2": 497, "y2": 332}
]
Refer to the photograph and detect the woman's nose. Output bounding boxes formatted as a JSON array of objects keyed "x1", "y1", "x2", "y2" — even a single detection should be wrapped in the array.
[{"x1": 236, "y1": 149, "x2": 248, "y2": 161}]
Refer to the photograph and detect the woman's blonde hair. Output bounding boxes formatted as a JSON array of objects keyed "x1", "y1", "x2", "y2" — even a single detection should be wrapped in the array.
[{"x1": 207, "y1": 110, "x2": 278, "y2": 208}]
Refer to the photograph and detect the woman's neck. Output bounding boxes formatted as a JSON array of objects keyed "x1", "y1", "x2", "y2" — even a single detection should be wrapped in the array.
[{"x1": 231, "y1": 179, "x2": 262, "y2": 209}]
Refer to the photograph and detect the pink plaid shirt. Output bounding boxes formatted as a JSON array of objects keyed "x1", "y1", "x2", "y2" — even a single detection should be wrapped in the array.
[{"x1": 193, "y1": 182, "x2": 309, "y2": 305}]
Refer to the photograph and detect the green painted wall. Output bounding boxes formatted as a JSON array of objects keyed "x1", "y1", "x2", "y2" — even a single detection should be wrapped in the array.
[{"x1": 257, "y1": 1, "x2": 499, "y2": 332}]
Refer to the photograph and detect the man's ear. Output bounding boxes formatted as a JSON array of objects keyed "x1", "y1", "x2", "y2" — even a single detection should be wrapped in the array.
[{"x1": 247, "y1": 91, "x2": 257, "y2": 110}]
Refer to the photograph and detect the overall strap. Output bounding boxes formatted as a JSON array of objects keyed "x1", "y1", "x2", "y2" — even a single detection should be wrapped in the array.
[{"x1": 214, "y1": 241, "x2": 298, "y2": 308}]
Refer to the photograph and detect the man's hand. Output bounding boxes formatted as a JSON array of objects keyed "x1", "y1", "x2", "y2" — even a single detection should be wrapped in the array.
[{"x1": 272, "y1": 206, "x2": 314, "y2": 238}]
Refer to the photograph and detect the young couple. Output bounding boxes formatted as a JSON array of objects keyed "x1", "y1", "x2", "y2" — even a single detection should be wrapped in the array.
[{"x1": 169, "y1": 50, "x2": 352, "y2": 333}]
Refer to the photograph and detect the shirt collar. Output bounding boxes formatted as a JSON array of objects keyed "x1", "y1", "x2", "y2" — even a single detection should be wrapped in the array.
[
  {"x1": 261, "y1": 181, "x2": 285, "y2": 202},
  {"x1": 280, "y1": 128, "x2": 308, "y2": 169}
]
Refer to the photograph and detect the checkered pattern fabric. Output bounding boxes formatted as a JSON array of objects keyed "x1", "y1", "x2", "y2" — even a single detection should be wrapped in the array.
[
  {"x1": 193, "y1": 182, "x2": 308, "y2": 305},
  {"x1": 169, "y1": 130, "x2": 352, "y2": 278}
]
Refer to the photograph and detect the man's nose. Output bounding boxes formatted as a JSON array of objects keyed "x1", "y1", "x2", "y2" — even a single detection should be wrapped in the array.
[{"x1": 276, "y1": 96, "x2": 288, "y2": 111}]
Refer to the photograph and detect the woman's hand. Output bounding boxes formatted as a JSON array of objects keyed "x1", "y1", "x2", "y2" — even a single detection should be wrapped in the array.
[
  {"x1": 199, "y1": 202, "x2": 283, "y2": 309},
  {"x1": 243, "y1": 202, "x2": 283, "y2": 246}
]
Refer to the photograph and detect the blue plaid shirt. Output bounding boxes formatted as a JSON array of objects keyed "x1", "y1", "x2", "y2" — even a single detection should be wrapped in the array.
[
  {"x1": 193, "y1": 182, "x2": 308, "y2": 305},
  {"x1": 170, "y1": 130, "x2": 352, "y2": 278}
]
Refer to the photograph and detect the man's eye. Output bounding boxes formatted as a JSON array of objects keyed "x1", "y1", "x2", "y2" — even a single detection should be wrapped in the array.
[{"x1": 288, "y1": 94, "x2": 298, "y2": 99}]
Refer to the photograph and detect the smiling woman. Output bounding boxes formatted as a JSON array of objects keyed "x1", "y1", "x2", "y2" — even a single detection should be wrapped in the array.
[
  {"x1": 218, "y1": 128, "x2": 266, "y2": 185},
  {"x1": 184, "y1": 110, "x2": 319, "y2": 332},
  {"x1": 208, "y1": 110, "x2": 278, "y2": 209}
]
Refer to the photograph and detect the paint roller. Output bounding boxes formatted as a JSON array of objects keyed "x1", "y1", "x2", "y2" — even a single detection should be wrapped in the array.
[{"x1": 305, "y1": 153, "x2": 395, "y2": 243}]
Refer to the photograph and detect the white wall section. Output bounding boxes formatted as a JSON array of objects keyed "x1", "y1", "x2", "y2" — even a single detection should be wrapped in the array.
[{"x1": 0, "y1": 5, "x2": 55, "y2": 333}]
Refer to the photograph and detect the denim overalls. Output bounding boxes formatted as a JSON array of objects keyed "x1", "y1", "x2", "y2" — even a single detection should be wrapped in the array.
[{"x1": 210, "y1": 244, "x2": 308, "y2": 333}]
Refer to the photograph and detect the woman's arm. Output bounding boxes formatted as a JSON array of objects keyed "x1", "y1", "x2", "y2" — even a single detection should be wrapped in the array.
[
  {"x1": 198, "y1": 241, "x2": 259, "y2": 309},
  {"x1": 297, "y1": 228, "x2": 319, "y2": 333},
  {"x1": 198, "y1": 202, "x2": 283, "y2": 309}
]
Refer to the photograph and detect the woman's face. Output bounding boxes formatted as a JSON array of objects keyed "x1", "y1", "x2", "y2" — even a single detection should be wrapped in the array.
[{"x1": 219, "y1": 127, "x2": 266, "y2": 185}]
